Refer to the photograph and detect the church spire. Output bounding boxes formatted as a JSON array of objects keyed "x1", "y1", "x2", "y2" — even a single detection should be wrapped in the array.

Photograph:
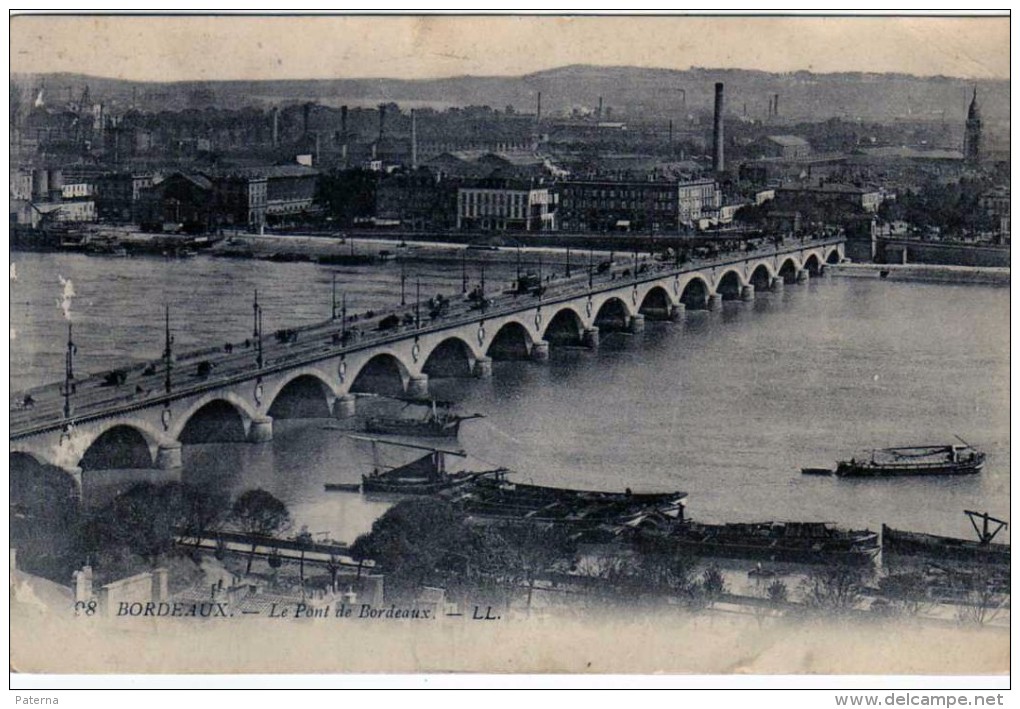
[{"x1": 964, "y1": 85, "x2": 982, "y2": 165}]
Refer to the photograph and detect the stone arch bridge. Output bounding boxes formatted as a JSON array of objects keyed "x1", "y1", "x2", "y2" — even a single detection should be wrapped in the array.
[{"x1": 11, "y1": 238, "x2": 843, "y2": 492}]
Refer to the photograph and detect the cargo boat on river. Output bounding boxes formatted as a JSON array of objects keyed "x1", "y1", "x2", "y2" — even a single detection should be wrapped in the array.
[
  {"x1": 824, "y1": 439, "x2": 985, "y2": 478},
  {"x1": 641, "y1": 520, "x2": 880, "y2": 566},
  {"x1": 882, "y1": 511, "x2": 1009, "y2": 566},
  {"x1": 364, "y1": 397, "x2": 483, "y2": 438},
  {"x1": 325, "y1": 437, "x2": 504, "y2": 494},
  {"x1": 439, "y1": 475, "x2": 687, "y2": 536}
]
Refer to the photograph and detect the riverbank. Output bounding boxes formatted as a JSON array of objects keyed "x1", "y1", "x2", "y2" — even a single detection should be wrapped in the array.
[{"x1": 830, "y1": 262, "x2": 1010, "y2": 286}]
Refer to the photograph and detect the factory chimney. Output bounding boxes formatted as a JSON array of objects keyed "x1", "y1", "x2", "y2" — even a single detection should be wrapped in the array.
[
  {"x1": 536, "y1": 92, "x2": 542, "y2": 123},
  {"x1": 340, "y1": 105, "x2": 349, "y2": 161},
  {"x1": 411, "y1": 109, "x2": 418, "y2": 169},
  {"x1": 712, "y1": 82, "x2": 725, "y2": 172},
  {"x1": 272, "y1": 107, "x2": 279, "y2": 146},
  {"x1": 303, "y1": 103, "x2": 311, "y2": 138},
  {"x1": 377, "y1": 104, "x2": 386, "y2": 142},
  {"x1": 597, "y1": 96, "x2": 603, "y2": 121},
  {"x1": 774, "y1": 93, "x2": 780, "y2": 117}
]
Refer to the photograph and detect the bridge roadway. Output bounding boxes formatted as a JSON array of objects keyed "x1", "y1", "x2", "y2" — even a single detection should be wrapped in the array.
[{"x1": 10, "y1": 235, "x2": 844, "y2": 485}]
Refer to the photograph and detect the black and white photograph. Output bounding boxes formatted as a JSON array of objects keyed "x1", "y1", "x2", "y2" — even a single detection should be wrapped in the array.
[{"x1": 8, "y1": 11, "x2": 1010, "y2": 687}]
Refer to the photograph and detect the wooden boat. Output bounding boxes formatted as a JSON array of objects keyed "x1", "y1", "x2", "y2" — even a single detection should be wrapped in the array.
[
  {"x1": 364, "y1": 397, "x2": 483, "y2": 438},
  {"x1": 834, "y1": 438, "x2": 985, "y2": 478},
  {"x1": 327, "y1": 437, "x2": 504, "y2": 495},
  {"x1": 661, "y1": 520, "x2": 880, "y2": 566},
  {"x1": 882, "y1": 511, "x2": 1009, "y2": 566},
  {"x1": 439, "y1": 475, "x2": 688, "y2": 533},
  {"x1": 801, "y1": 467, "x2": 834, "y2": 476}
]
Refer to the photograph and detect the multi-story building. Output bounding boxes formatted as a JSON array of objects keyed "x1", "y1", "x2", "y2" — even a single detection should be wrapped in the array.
[
  {"x1": 678, "y1": 178, "x2": 723, "y2": 227},
  {"x1": 776, "y1": 183, "x2": 883, "y2": 214},
  {"x1": 979, "y1": 186, "x2": 1010, "y2": 243},
  {"x1": 557, "y1": 178, "x2": 721, "y2": 233},
  {"x1": 211, "y1": 174, "x2": 268, "y2": 229},
  {"x1": 456, "y1": 179, "x2": 557, "y2": 232},
  {"x1": 376, "y1": 171, "x2": 458, "y2": 231},
  {"x1": 96, "y1": 172, "x2": 155, "y2": 222}
]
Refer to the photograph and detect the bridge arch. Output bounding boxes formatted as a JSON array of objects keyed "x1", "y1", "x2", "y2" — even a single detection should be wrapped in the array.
[
  {"x1": 266, "y1": 370, "x2": 338, "y2": 419},
  {"x1": 486, "y1": 320, "x2": 534, "y2": 360},
  {"x1": 715, "y1": 269, "x2": 746, "y2": 300},
  {"x1": 543, "y1": 305, "x2": 586, "y2": 346},
  {"x1": 638, "y1": 285, "x2": 674, "y2": 320},
  {"x1": 422, "y1": 336, "x2": 478, "y2": 378},
  {"x1": 79, "y1": 422, "x2": 161, "y2": 470},
  {"x1": 825, "y1": 246, "x2": 842, "y2": 265},
  {"x1": 679, "y1": 275, "x2": 712, "y2": 309},
  {"x1": 349, "y1": 352, "x2": 413, "y2": 397},
  {"x1": 593, "y1": 296, "x2": 632, "y2": 332},
  {"x1": 748, "y1": 262, "x2": 774, "y2": 290},
  {"x1": 778, "y1": 257, "x2": 800, "y2": 283},
  {"x1": 802, "y1": 253, "x2": 823, "y2": 276},
  {"x1": 172, "y1": 391, "x2": 259, "y2": 442}
]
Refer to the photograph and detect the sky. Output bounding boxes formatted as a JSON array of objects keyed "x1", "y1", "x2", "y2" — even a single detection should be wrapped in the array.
[{"x1": 9, "y1": 14, "x2": 1011, "y2": 83}]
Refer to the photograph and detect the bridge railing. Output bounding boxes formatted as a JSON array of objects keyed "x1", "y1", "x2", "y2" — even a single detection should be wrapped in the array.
[{"x1": 11, "y1": 235, "x2": 843, "y2": 435}]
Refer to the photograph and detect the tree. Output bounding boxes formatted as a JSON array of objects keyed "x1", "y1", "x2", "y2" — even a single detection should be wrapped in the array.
[
  {"x1": 230, "y1": 488, "x2": 292, "y2": 574},
  {"x1": 877, "y1": 572, "x2": 933, "y2": 617},
  {"x1": 800, "y1": 562, "x2": 871, "y2": 616},
  {"x1": 350, "y1": 498, "x2": 475, "y2": 602}
]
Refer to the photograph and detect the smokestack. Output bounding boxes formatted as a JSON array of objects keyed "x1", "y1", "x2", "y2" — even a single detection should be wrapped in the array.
[
  {"x1": 597, "y1": 96, "x2": 603, "y2": 121},
  {"x1": 411, "y1": 109, "x2": 418, "y2": 169},
  {"x1": 712, "y1": 82, "x2": 725, "y2": 172},
  {"x1": 303, "y1": 103, "x2": 311, "y2": 137},
  {"x1": 340, "y1": 105, "x2": 348, "y2": 162},
  {"x1": 272, "y1": 107, "x2": 279, "y2": 146},
  {"x1": 378, "y1": 104, "x2": 386, "y2": 142},
  {"x1": 668, "y1": 119, "x2": 673, "y2": 147},
  {"x1": 536, "y1": 91, "x2": 542, "y2": 123},
  {"x1": 774, "y1": 93, "x2": 780, "y2": 117}
]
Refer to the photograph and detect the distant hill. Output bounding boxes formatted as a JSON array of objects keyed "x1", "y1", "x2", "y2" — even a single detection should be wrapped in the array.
[{"x1": 11, "y1": 64, "x2": 1010, "y2": 127}]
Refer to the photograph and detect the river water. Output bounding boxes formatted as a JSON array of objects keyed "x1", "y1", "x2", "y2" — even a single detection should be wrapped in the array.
[{"x1": 10, "y1": 251, "x2": 1011, "y2": 545}]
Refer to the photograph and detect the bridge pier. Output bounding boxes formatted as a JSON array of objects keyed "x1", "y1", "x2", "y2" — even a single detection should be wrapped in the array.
[
  {"x1": 530, "y1": 340, "x2": 550, "y2": 362},
  {"x1": 473, "y1": 356, "x2": 493, "y2": 378},
  {"x1": 707, "y1": 293, "x2": 724, "y2": 311},
  {"x1": 740, "y1": 284, "x2": 755, "y2": 301},
  {"x1": 66, "y1": 466, "x2": 83, "y2": 502},
  {"x1": 627, "y1": 314, "x2": 645, "y2": 333},
  {"x1": 247, "y1": 416, "x2": 274, "y2": 443},
  {"x1": 406, "y1": 374, "x2": 430, "y2": 398},
  {"x1": 582, "y1": 327, "x2": 600, "y2": 349},
  {"x1": 155, "y1": 442, "x2": 183, "y2": 470},
  {"x1": 796, "y1": 268, "x2": 810, "y2": 283},
  {"x1": 669, "y1": 303, "x2": 686, "y2": 322},
  {"x1": 770, "y1": 277, "x2": 785, "y2": 292},
  {"x1": 332, "y1": 394, "x2": 357, "y2": 418}
]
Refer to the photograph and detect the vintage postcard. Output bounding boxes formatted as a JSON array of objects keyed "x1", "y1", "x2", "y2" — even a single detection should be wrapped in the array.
[{"x1": 8, "y1": 13, "x2": 1010, "y2": 681}]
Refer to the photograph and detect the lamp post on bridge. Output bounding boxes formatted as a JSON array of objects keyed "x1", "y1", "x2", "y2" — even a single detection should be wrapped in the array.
[
  {"x1": 62, "y1": 322, "x2": 76, "y2": 419},
  {"x1": 331, "y1": 273, "x2": 338, "y2": 320},
  {"x1": 588, "y1": 248, "x2": 594, "y2": 290},
  {"x1": 565, "y1": 247, "x2": 571, "y2": 278},
  {"x1": 252, "y1": 290, "x2": 263, "y2": 370},
  {"x1": 163, "y1": 305, "x2": 174, "y2": 394},
  {"x1": 461, "y1": 251, "x2": 468, "y2": 294},
  {"x1": 415, "y1": 277, "x2": 421, "y2": 329},
  {"x1": 400, "y1": 258, "x2": 407, "y2": 306}
]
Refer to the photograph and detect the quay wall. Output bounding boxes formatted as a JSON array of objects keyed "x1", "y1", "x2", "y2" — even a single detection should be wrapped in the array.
[
  {"x1": 875, "y1": 238, "x2": 1011, "y2": 268},
  {"x1": 830, "y1": 262, "x2": 1010, "y2": 286}
]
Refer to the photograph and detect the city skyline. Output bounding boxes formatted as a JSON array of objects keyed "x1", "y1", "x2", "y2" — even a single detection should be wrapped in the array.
[{"x1": 10, "y1": 14, "x2": 1011, "y2": 83}]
